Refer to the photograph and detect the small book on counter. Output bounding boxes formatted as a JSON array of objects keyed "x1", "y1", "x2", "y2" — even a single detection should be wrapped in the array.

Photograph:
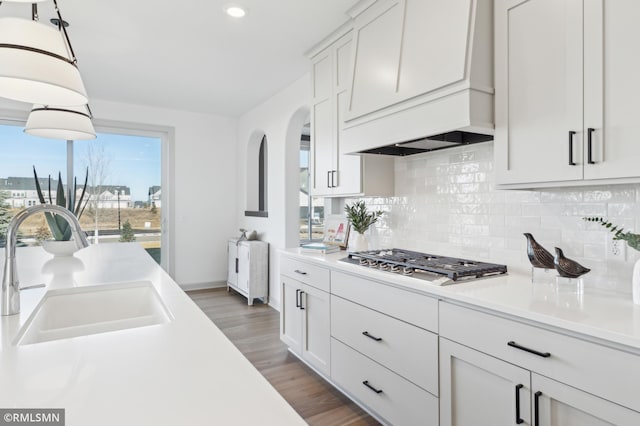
[{"x1": 300, "y1": 242, "x2": 340, "y2": 254}]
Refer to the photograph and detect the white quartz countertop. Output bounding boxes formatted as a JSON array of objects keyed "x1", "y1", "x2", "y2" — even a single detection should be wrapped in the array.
[
  {"x1": 0, "y1": 244, "x2": 305, "y2": 426},
  {"x1": 281, "y1": 249, "x2": 640, "y2": 353}
]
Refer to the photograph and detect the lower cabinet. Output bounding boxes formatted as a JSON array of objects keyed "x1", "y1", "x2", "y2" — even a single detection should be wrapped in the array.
[
  {"x1": 332, "y1": 338, "x2": 438, "y2": 426},
  {"x1": 439, "y1": 302, "x2": 640, "y2": 426},
  {"x1": 279, "y1": 255, "x2": 640, "y2": 426},
  {"x1": 280, "y1": 269, "x2": 331, "y2": 377},
  {"x1": 532, "y1": 374, "x2": 640, "y2": 426},
  {"x1": 439, "y1": 338, "x2": 531, "y2": 426},
  {"x1": 330, "y1": 271, "x2": 439, "y2": 425},
  {"x1": 226, "y1": 238, "x2": 268, "y2": 305}
]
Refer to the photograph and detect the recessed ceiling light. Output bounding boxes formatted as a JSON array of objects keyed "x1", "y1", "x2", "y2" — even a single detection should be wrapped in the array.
[{"x1": 225, "y1": 5, "x2": 247, "y2": 18}]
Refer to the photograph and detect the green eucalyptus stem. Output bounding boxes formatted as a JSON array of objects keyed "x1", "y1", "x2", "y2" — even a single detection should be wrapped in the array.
[
  {"x1": 583, "y1": 216, "x2": 640, "y2": 252},
  {"x1": 344, "y1": 201, "x2": 383, "y2": 234}
]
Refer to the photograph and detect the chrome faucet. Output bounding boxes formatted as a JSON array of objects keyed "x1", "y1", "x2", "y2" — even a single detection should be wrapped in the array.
[{"x1": 2, "y1": 204, "x2": 90, "y2": 316}]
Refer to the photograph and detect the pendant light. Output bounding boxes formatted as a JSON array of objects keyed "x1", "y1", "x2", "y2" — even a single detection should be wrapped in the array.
[
  {"x1": 25, "y1": 104, "x2": 96, "y2": 140},
  {"x1": 0, "y1": 0, "x2": 88, "y2": 106}
]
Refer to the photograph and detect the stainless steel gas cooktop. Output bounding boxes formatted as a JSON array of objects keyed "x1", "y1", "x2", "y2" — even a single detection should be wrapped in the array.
[{"x1": 340, "y1": 248, "x2": 507, "y2": 285}]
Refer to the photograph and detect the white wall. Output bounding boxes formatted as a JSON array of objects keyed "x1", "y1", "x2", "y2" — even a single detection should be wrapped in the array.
[
  {"x1": 351, "y1": 142, "x2": 640, "y2": 294},
  {"x1": 235, "y1": 73, "x2": 311, "y2": 310},
  {"x1": 0, "y1": 98, "x2": 238, "y2": 289},
  {"x1": 92, "y1": 100, "x2": 237, "y2": 288}
]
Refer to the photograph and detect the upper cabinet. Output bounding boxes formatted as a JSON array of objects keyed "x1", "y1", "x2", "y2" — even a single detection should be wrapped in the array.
[
  {"x1": 495, "y1": 0, "x2": 640, "y2": 187},
  {"x1": 309, "y1": 29, "x2": 394, "y2": 197},
  {"x1": 340, "y1": 0, "x2": 494, "y2": 154}
]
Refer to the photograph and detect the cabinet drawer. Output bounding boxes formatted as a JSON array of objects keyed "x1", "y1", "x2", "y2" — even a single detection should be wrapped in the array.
[
  {"x1": 331, "y1": 338, "x2": 438, "y2": 426},
  {"x1": 280, "y1": 257, "x2": 330, "y2": 292},
  {"x1": 440, "y1": 301, "x2": 640, "y2": 412},
  {"x1": 331, "y1": 270, "x2": 438, "y2": 332},
  {"x1": 331, "y1": 295, "x2": 438, "y2": 395}
]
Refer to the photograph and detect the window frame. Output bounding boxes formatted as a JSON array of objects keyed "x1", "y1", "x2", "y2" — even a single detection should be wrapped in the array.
[{"x1": 0, "y1": 110, "x2": 174, "y2": 275}]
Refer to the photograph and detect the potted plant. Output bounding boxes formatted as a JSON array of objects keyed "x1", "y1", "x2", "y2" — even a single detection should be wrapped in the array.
[
  {"x1": 33, "y1": 166, "x2": 89, "y2": 255},
  {"x1": 583, "y1": 216, "x2": 640, "y2": 304},
  {"x1": 344, "y1": 201, "x2": 383, "y2": 252}
]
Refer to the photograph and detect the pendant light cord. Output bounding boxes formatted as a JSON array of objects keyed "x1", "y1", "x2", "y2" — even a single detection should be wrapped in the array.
[{"x1": 52, "y1": 0, "x2": 77, "y2": 64}]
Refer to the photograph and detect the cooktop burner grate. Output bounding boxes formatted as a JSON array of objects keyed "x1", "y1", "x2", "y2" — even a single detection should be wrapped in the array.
[{"x1": 343, "y1": 248, "x2": 507, "y2": 281}]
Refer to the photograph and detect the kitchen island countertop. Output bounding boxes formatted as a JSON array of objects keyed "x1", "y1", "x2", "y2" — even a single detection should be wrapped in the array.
[{"x1": 0, "y1": 244, "x2": 306, "y2": 426}]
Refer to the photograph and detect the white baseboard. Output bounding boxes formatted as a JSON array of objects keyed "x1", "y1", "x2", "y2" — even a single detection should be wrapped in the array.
[{"x1": 180, "y1": 280, "x2": 226, "y2": 291}]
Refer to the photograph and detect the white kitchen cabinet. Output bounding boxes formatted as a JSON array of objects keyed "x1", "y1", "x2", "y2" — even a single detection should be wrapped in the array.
[
  {"x1": 439, "y1": 338, "x2": 640, "y2": 426},
  {"x1": 439, "y1": 301, "x2": 640, "y2": 425},
  {"x1": 280, "y1": 258, "x2": 331, "y2": 376},
  {"x1": 439, "y1": 338, "x2": 531, "y2": 426},
  {"x1": 340, "y1": 0, "x2": 494, "y2": 154},
  {"x1": 309, "y1": 30, "x2": 394, "y2": 197},
  {"x1": 330, "y1": 270, "x2": 439, "y2": 425},
  {"x1": 226, "y1": 238, "x2": 268, "y2": 305},
  {"x1": 495, "y1": 0, "x2": 640, "y2": 187},
  {"x1": 332, "y1": 338, "x2": 438, "y2": 426},
  {"x1": 532, "y1": 374, "x2": 640, "y2": 426}
]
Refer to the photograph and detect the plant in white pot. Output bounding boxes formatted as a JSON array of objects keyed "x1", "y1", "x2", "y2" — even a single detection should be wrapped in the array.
[
  {"x1": 344, "y1": 201, "x2": 383, "y2": 252},
  {"x1": 33, "y1": 166, "x2": 89, "y2": 256},
  {"x1": 583, "y1": 216, "x2": 640, "y2": 304}
]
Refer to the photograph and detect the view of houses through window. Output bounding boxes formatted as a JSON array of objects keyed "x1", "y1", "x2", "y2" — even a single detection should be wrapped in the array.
[{"x1": 0, "y1": 123, "x2": 162, "y2": 264}]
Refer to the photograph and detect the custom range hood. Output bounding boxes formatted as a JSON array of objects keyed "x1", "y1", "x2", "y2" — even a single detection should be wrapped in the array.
[{"x1": 341, "y1": 0, "x2": 494, "y2": 156}]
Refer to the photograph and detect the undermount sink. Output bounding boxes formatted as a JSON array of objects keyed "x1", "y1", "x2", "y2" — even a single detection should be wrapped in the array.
[{"x1": 14, "y1": 281, "x2": 173, "y2": 346}]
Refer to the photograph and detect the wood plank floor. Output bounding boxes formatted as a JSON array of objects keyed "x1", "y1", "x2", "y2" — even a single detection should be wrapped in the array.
[{"x1": 188, "y1": 288, "x2": 380, "y2": 426}]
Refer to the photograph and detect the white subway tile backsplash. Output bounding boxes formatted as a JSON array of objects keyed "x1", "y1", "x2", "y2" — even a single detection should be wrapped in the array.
[
  {"x1": 359, "y1": 143, "x2": 640, "y2": 294},
  {"x1": 607, "y1": 203, "x2": 639, "y2": 217}
]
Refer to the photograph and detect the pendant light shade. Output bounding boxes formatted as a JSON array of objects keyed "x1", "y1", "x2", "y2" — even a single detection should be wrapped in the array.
[
  {"x1": 25, "y1": 105, "x2": 96, "y2": 140},
  {"x1": 0, "y1": 17, "x2": 88, "y2": 106}
]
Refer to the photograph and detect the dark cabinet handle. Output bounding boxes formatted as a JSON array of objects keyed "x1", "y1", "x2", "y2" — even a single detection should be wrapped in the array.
[
  {"x1": 362, "y1": 380, "x2": 383, "y2": 394},
  {"x1": 515, "y1": 384, "x2": 524, "y2": 424},
  {"x1": 362, "y1": 331, "x2": 383, "y2": 341},
  {"x1": 568, "y1": 131, "x2": 577, "y2": 165},
  {"x1": 295, "y1": 289, "x2": 300, "y2": 308},
  {"x1": 587, "y1": 127, "x2": 596, "y2": 164},
  {"x1": 294, "y1": 269, "x2": 307, "y2": 275},
  {"x1": 235, "y1": 258, "x2": 239, "y2": 273},
  {"x1": 508, "y1": 341, "x2": 551, "y2": 358},
  {"x1": 331, "y1": 170, "x2": 337, "y2": 188},
  {"x1": 534, "y1": 391, "x2": 542, "y2": 426},
  {"x1": 299, "y1": 291, "x2": 305, "y2": 310},
  {"x1": 327, "y1": 171, "x2": 331, "y2": 188}
]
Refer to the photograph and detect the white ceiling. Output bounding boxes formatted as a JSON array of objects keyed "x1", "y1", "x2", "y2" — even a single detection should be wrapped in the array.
[{"x1": 0, "y1": 0, "x2": 356, "y2": 117}]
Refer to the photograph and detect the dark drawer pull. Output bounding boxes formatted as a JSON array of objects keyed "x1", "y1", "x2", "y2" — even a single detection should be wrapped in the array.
[
  {"x1": 362, "y1": 380, "x2": 383, "y2": 394},
  {"x1": 362, "y1": 331, "x2": 383, "y2": 341},
  {"x1": 515, "y1": 384, "x2": 524, "y2": 424},
  {"x1": 294, "y1": 269, "x2": 307, "y2": 275},
  {"x1": 568, "y1": 130, "x2": 577, "y2": 166},
  {"x1": 508, "y1": 341, "x2": 551, "y2": 358},
  {"x1": 295, "y1": 289, "x2": 301, "y2": 308},
  {"x1": 299, "y1": 291, "x2": 305, "y2": 310},
  {"x1": 587, "y1": 127, "x2": 596, "y2": 164},
  {"x1": 534, "y1": 391, "x2": 542, "y2": 426}
]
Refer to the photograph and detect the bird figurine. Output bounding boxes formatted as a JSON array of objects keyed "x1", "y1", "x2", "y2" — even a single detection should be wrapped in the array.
[
  {"x1": 523, "y1": 233, "x2": 555, "y2": 269},
  {"x1": 553, "y1": 247, "x2": 591, "y2": 278}
]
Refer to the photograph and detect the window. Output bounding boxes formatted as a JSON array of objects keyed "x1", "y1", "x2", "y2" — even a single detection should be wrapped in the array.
[
  {"x1": 258, "y1": 135, "x2": 267, "y2": 212},
  {"x1": 0, "y1": 121, "x2": 163, "y2": 267},
  {"x1": 299, "y1": 124, "x2": 324, "y2": 243},
  {"x1": 245, "y1": 133, "x2": 268, "y2": 217}
]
